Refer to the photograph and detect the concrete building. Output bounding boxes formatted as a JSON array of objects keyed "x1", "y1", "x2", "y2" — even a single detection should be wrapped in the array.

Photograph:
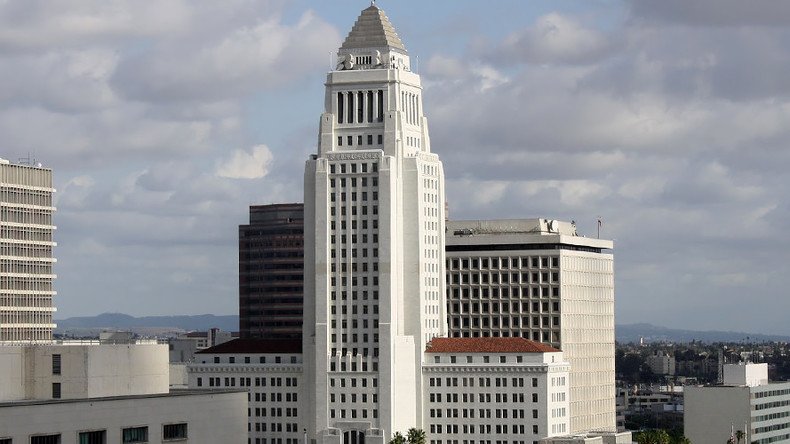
[
  {"x1": 240, "y1": 203, "x2": 304, "y2": 340},
  {"x1": 169, "y1": 328, "x2": 235, "y2": 363},
  {"x1": 685, "y1": 363, "x2": 790, "y2": 444},
  {"x1": 0, "y1": 341, "x2": 248, "y2": 443},
  {"x1": 0, "y1": 157, "x2": 57, "y2": 342},
  {"x1": 423, "y1": 337, "x2": 570, "y2": 443},
  {"x1": 646, "y1": 352, "x2": 676, "y2": 376},
  {"x1": 445, "y1": 219, "x2": 616, "y2": 433},
  {"x1": 187, "y1": 335, "x2": 575, "y2": 444},
  {"x1": 188, "y1": 338, "x2": 305, "y2": 444},
  {"x1": 302, "y1": 4, "x2": 447, "y2": 442}
]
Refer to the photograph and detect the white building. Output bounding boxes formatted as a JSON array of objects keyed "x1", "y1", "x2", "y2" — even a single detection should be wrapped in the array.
[
  {"x1": 422, "y1": 337, "x2": 570, "y2": 443},
  {"x1": 685, "y1": 363, "x2": 790, "y2": 444},
  {"x1": 188, "y1": 338, "x2": 306, "y2": 444},
  {"x1": 445, "y1": 219, "x2": 616, "y2": 433},
  {"x1": 0, "y1": 341, "x2": 248, "y2": 443},
  {"x1": 303, "y1": 4, "x2": 446, "y2": 442},
  {"x1": 0, "y1": 157, "x2": 57, "y2": 342}
]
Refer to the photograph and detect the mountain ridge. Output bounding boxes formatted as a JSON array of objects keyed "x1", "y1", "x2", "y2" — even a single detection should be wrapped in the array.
[{"x1": 54, "y1": 314, "x2": 790, "y2": 342}]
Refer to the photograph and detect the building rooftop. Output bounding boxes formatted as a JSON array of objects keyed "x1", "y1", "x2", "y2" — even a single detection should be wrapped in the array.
[
  {"x1": 425, "y1": 337, "x2": 560, "y2": 354},
  {"x1": 196, "y1": 338, "x2": 302, "y2": 354},
  {"x1": 340, "y1": 4, "x2": 406, "y2": 53},
  {"x1": 0, "y1": 389, "x2": 244, "y2": 409}
]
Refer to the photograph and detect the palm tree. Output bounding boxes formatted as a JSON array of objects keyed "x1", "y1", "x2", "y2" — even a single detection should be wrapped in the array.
[
  {"x1": 407, "y1": 428, "x2": 426, "y2": 444},
  {"x1": 390, "y1": 432, "x2": 406, "y2": 444}
]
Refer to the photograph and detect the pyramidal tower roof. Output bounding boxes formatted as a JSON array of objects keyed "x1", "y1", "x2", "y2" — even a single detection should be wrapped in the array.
[{"x1": 340, "y1": 3, "x2": 407, "y2": 53}]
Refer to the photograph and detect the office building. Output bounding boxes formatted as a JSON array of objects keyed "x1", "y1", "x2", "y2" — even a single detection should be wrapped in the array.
[
  {"x1": 240, "y1": 203, "x2": 304, "y2": 339},
  {"x1": 445, "y1": 219, "x2": 616, "y2": 433},
  {"x1": 423, "y1": 337, "x2": 570, "y2": 442},
  {"x1": 188, "y1": 338, "x2": 305, "y2": 444},
  {"x1": 0, "y1": 157, "x2": 57, "y2": 342},
  {"x1": 189, "y1": 335, "x2": 572, "y2": 444},
  {"x1": 685, "y1": 363, "x2": 790, "y2": 444},
  {"x1": 302, "y1": 3, "x2": 447, "y2": 441}
]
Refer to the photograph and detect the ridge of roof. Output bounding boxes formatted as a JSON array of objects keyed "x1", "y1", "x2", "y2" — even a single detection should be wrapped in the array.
[
  {"x1": 340, "y1": 4, "x2": 406, "y2": 52},
  {"x1": 425, "y1": 337, "x2": 561, "y2": 354}
]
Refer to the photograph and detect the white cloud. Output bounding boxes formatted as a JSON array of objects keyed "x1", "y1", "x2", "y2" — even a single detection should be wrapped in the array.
[
  {"x1": 491, "y1": 13, "x2": 615, "y2": 65},
  {"x1": 216, "y1": 144, "x2": 273, "y2": 179}
]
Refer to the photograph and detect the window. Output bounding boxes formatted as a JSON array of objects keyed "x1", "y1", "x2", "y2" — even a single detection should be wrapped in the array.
[
  {"x1": 0, "y1": 439, "x2": 10, "y2": 444},
  {"x1": 31, "y1": 436, "x2": 61, "y2": 444},
  {"x1": 52, "y1": 382, "x2": 61, "y2": 399},
  {"x1": 163, "y1": 423, "x2": 188, "y2": 441},
  {"x1": 52, "y1": 354, "x2": 61, "y2": 375},
  {"x1": 122, "y1": 427, "x2": 148, "y2": 443},
  {"x1": 78, "y1": 431, "x2": 106, "y2": 444}
]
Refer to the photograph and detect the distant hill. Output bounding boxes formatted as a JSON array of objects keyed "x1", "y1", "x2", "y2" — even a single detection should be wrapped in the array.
[
  {"x1": 54, "y1": 315, "x2": 788, "y2": 343},
  {"x1": 55, "y1": 313, "x2": 239, "y2": 333},
  {"x1": 617, "y1": 323, "x2": 790, "y2": 343}
]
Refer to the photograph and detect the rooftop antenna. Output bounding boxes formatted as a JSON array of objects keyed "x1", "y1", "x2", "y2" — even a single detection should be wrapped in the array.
[
  {"x1": 415, "y1": 55, "x2": 419, "y2": 74},
  {"x1": 597, "y1": 216, "x2": 602, "y2": 239}
]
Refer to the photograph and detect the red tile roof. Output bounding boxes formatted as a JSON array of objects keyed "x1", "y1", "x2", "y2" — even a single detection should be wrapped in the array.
[
  {"x1": 196, "y1": 338, "x2": 302, "y2": 354},
  {"x1": 425, "y1": 337, "x2": 560, "y2": 354}
]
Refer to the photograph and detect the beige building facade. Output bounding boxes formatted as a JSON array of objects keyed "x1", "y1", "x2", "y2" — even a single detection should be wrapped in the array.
[
  {"x1": 0, "y1": 158, "x2": 57, "y2": 342},
  {"x1": 445, "y1": 219, "x2": 616, "y2": 433}
]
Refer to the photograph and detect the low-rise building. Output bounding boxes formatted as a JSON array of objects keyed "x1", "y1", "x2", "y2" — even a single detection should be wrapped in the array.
[
  {"x1": 0, "y1": 341, "x2": 248, "y2": 443},
  {"x1": 188, "y1": 338, "x2": 305, "y2": 444},
  {"x1": 188, "y1": 336, "x2": 575, "y2": 444},
  {"x1": 422, "y1": 337, "x2": 571, "y2": 443},
  {"x1": 685, "y1": 363, "x2": 790, "y2": 444}
]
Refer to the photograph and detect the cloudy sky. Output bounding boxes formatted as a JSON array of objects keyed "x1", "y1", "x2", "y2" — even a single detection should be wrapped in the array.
[{"x1": 3, "y1": 1, "x2": 790, "y2": 334}]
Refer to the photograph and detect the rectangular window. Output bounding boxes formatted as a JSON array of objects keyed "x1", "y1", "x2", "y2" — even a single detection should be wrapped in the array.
[
  {"x1": 52, "y1": 354, "x2": 61, "y2": 375},
  {"x1": 31, "y1": 436, "x2": 61, "y2": 444},
  {"x1": 78, "y1": 430, "x2": 106, "y2": 444},
  {"x1": 122, "y1": 427, "x2": 148, "y2": 443},
  {"x1": 163, "y1": 423, "x2": 188, "y2": 441},
  {"x1": 52, "y1": 382, "x2": 61, "y2": 399}
]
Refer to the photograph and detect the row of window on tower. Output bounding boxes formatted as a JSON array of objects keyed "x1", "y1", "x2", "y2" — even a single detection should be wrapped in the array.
[
  {"x1": 338, "y1": 134, "x2": 383, "y2": 147},
  {"x1": 329, "y1": 162, "x2": 378, "y2": 174},
  {"x1": 337, "y1": 90, "x2": 384, "y2": 124}
]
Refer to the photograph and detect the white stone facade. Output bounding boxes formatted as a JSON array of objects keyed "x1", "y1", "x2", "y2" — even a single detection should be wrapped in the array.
[
  {"x1": 188, "y1": 344, "x2": 306, "y2": 444},
  {"x1": 303, "y1": 5, "x2": 445, "y2": 442},
  {"x1": 0, "y1": 158, "x2": 57, "y2": 342},
  {"x1": 445, "y1": 219, "x2": 616, "y2": 433},
  {"x1": 422, "y1": 342, "x2": 570, "y2": 443}
]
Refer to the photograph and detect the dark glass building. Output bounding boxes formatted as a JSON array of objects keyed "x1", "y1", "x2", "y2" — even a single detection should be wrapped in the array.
[{"x1": 239, "y1": 203, "x2": 304, "y2": 339}]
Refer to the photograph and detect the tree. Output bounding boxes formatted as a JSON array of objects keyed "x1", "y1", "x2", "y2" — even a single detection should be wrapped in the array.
[
  {"x1": 736, "y1": 430, "x2": 745, "y2": 444},
  {"x1": 390, "y1": 432, "x2": 406, "y2": 444},
  {"x1": 407, "y1": 428, "x2": 426, "y2": 444},
  {"x1": 634, "y1": 429, "x2": 671, "y2": 444}
]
